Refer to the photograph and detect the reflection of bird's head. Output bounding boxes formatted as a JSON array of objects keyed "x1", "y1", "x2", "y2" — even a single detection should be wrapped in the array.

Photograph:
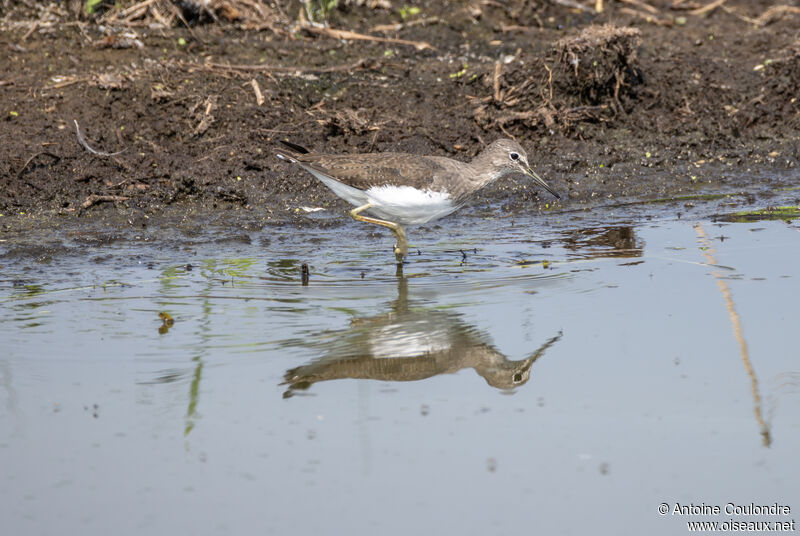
[
  {"x1": 480, "y1": 356, "x2": 536, "y2": 390},
  {"x1": 281, "y1": 366, "x2": 319, "y2": 398}
]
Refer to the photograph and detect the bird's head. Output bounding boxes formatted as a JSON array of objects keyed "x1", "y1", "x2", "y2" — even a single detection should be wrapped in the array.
[{"x1": 483, "y1": 139, "x2": 560, "y2": 199}]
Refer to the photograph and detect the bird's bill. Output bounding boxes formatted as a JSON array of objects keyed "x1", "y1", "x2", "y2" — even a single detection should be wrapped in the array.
[{"x1": 524, "y1": 166, "x2": 560, "y2": 199}]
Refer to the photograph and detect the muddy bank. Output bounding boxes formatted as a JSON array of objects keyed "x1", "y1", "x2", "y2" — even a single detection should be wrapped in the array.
[{"x1": 1, "y1": 0, "x2": 798, "y2": 228}]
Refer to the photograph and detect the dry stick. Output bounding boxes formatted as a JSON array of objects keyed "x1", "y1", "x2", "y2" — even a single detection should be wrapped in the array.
[
  {"x1": 500, "y1": 24, "x2": 539, "y2": 33},
  {"x1": 118, "y1": 0, "x2": 158, "y2": 18},
  {"x1": 250, "y1": 79, "x2": 264, "y2": 106},
  {"x1": 48, "y1": 76, "x2": 90, "y2": 89},
  {"x1": 754, "y1": 5, "x2": 800, "y2": 25},
  {"x1": 719, "y1": 5, "x2": 760, "y2": 25},
  {"x1": 618, "y1": 0, "x2": 660, "y2": 15},
  {"x1": 302, "y1": 26, "x2": 435, "y2": 51},
  {"x1": 21, "y1": 21, "x2": 38, "y2": 41},
  {"x1": 74, "y1": 120, "x2": 126, "y2": 157},
  {"x1": 493, "y1": 61, "x2": 503, "y2": 103},
  {"x1": 543, "y1": 63, "x2": 554, "y2": 103},
  {"x1": 689, "y1": 0, "x2": 728, "y2": 16},
  {"x1": 370, "y1": 16, "x2": 441, "y2": 33},
  {"x1": 81, "y1": 194, "x2": 130, "y2": 210},
  {"x1": 200, "y1": 58, "x2": 372, "y2": 74},
  {"x1": 552, "y1": 0, "x2": 594, "y2": 13},
  {"x1": 148, "y1": 2, "x2": 173, "y2": 26},
  {"x1": 619, "y1": 7, "x2": 670, "y2": 25}
]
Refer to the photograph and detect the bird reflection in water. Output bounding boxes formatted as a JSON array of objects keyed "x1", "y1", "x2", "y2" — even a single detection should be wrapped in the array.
[{"x1": 282, "y1": 278, "x2": 562, "y2": 398}]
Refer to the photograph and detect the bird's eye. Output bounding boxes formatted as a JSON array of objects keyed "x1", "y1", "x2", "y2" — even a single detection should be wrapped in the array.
[{"x1": 509, "y1": 152, "x2": 520, "y2": 161}]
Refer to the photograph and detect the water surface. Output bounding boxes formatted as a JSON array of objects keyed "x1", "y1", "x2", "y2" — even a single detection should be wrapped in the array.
[{"x1": 1, "y1": 204, "x2": 799, "y2": 535}]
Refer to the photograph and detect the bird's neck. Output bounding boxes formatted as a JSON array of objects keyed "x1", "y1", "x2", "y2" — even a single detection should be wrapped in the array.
[{"x1": 468, "y1": 152, "x2": 508, "y2": 188}]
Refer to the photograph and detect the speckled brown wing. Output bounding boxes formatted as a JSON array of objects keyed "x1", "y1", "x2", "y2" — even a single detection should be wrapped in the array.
[{"x1": 295, "y1": 152, "x2": 447, "y2": 191}]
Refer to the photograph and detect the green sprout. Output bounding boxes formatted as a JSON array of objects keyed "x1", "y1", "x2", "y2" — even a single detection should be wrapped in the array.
[
  {"x1": 399, "y1": 5, "x2": 420, "y2": 20},
  {"x1": 85, "y1": 0, "x2": 105, "y2": 14},
  {"x1": 449, "y1": 64, "x2": 468, "y2": 79},
  {"x1": 305, "y1": 0, "x2": 338, "y2": 23}
]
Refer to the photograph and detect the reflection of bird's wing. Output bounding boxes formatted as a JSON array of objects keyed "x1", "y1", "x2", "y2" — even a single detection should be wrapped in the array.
[
  {"x1": 284, "y1": 354, "x2": 442, "y2": 385},
  {"x1": 293, "y1": 152, "x2": 448, "y2": 191}
]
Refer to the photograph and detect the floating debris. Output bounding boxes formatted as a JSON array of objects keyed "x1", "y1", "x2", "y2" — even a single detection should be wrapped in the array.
[
  {"x1": 301, "y1": 263, "x2": 309, "y2": 285},
  {"x1": 158, "y1": 311, "x2": 174, "y2": 334}
]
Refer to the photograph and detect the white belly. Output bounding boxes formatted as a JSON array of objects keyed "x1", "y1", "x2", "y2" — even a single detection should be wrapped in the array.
[
  {"x1": 308, "y1": 167, "x2": 459, "y2": 226},
  {"x1": 364, "y1": 185, "x2": 459, "y2": 225}
]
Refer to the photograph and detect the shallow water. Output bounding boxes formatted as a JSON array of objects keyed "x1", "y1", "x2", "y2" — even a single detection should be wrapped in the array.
[{"x1": 1, "y1": 204, "x2": 799, "y2": 535}]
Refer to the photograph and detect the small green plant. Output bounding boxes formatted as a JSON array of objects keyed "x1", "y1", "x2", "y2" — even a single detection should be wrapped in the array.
[
  {"x1": 305, "y1": 0, "x2": 338, "y2": 24},
  {"x1": 399, "y1": 5, "x2": 420, "y2": 20},
  {"x1": 449, "y1": 63, "x2": 468, "y2": 79},
  {"x1": 84, "y1": 0, "x2": 105, "y2": 15}
]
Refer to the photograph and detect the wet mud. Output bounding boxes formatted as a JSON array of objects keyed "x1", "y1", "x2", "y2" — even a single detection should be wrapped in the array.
[{"x1": 1, "y1": 0, "x2": 798, "y2": 231}]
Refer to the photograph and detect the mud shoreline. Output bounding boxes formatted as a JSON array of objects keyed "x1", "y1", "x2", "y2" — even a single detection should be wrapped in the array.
[{"x1": 1, "y1": 0, "x2": 798, "y2": 231}]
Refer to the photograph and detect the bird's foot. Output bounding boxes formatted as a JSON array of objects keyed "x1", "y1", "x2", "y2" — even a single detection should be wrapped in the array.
[
  {"x1": 393, "y1": 243, "x2": 407, "y2": 264},
  {"x1": 390, "y1": 225, "x2": 408, "y2": 265}
]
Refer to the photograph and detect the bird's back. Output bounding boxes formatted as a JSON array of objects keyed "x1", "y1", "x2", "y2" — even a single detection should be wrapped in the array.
[{"x1": 292, "y1": 151, "x2": 452, "y2": 192}]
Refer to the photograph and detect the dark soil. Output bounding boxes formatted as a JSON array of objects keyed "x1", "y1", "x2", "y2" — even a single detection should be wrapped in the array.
[{"x1": 1, "y1": 0, "x2": 799, "y2": 228}]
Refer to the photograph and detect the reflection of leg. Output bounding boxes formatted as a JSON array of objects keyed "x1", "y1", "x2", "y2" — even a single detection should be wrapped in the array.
[{"x1": 350, "y1": 204, "x2": 407, "y2": 264}]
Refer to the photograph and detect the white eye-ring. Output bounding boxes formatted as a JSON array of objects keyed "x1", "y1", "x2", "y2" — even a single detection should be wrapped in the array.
[{"x1": 509, "y1": 152, "x2": 520, "y2": 161}]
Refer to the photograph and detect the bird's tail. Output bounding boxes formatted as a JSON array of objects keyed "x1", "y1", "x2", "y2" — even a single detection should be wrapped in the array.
[
  {"x1": 276, "y1": 139, "x2": 311, "y2": 163},
  {"x1": 275, "y1": 152, "x2": 296, "y2": 163},
  {"x1": 279, "y1": 140, "x2": 310, "y2": 154}
]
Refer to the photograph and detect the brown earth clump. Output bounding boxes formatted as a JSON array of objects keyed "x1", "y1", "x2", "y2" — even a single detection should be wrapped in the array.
[
  {"x1": 555, "y1": 25, "x2": 643, "y2": 107},
  {"x1": 473, "y1": 25, "x2": 643, "y2": 135}
]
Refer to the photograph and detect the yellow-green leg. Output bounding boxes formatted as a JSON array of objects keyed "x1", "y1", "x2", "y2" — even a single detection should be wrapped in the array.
[{"x1": 350, "y1": 203, "x2": 408, "y2": 264}]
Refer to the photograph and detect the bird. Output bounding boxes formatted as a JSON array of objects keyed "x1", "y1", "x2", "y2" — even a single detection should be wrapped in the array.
[{"x1": 276, "y1": 138, "x2": 559, "y2": 265}]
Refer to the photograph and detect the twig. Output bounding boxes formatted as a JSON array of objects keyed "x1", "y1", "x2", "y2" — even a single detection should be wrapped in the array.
[
  {"x1": 370, "y1": 16, "x2": 441, "y2": 33},
  {"x1": 543, "y1": 63, "x2": 554, "y2": 103},
  {"x1": 16, "y1": 151, "x2": 60, "y2": 178},
  {"x1": 500, "y1": 24, "x2": 538, "y2": 33},
  {"x1": 21, "y1": 22, "x2": 38, "y2": 41},
  {"x1": 302, "y1": 26, "x2": 435, "y2": 51},
  {"x1": 250, "y1": 78, "x2": 264, "y2": 106},
  {"x1": 199, "y1": 58, "x2": 374, "y2": 74},
  {"x1": 689, "y1": 0, "x2": 728, "y2": 16},
  {"x1": 80, "y1": 194, "x2": 130, "y2": 210},
  {"x1": 74, "y1": 120, "x2": 126, "y2": 157},
  {"x1": 753, "y1": 5, "x2": 800, "y2": 25},
  {"x1": 48, "y1": 76, "x2": 90, "y2": 89},
  {"x1": 118, "y1": 0, "x2": 158, "y2": 18},
  {"x1": 619, "y1": 0, "x2": 660, "y2": 15},
  {"x1": 552, "y1": 0, "x2": 594, "y2": 13},
  {"x1": 619, "y1": 7, "x2": 671, "y2": 25},
  {"x1": 493, "y1": 61, "x2": 503, "y2": 102}
]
